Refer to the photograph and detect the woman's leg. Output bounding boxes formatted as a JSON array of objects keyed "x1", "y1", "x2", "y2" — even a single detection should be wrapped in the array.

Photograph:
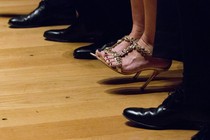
[
  {"x1": 128, "y1": 0, "x2": 157, "y2": 55},
  {"x1": 140, "y1": 0, "x2": 157, "y2": 47},
  {"x1": 107, "y1": 0, "x2": 170, "y2": 73},
  {"x1": 96, "y1": 0, "x2": 145, "y2": 57},
  {"x1": 111, "y1": 0, "x2": 145, "y2": 52},
  {"x1": 127, "y1": 0, "x2": 145, "y2": 39}
]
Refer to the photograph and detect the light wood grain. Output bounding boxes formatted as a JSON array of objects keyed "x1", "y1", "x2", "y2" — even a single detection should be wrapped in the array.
[{"x1": 0, "y1": 1, "x2": 197, "y2": 140}]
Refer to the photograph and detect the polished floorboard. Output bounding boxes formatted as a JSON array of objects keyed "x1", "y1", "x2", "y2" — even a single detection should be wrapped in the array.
[{"x1": 0, "y1": 1, "x2": 197, "y2": 140}]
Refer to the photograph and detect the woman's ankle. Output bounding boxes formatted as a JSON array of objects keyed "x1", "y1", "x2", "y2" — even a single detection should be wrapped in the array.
[
  {"x1": 137, "y1": 37, "x2": 154, "y2": 54},
  {"x1": 129, "y1": 25, "x2": 144, "y2": 39}
]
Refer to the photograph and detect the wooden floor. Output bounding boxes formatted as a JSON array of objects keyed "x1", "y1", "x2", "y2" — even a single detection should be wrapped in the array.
[{"x1": 0, "y1": 1, "x2": 197, "y2": 140}]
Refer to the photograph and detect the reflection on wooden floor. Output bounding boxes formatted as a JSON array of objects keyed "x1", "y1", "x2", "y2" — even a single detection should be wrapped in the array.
[{"x1": 0, "y1": 0, "x2": 196, "y2": 140}]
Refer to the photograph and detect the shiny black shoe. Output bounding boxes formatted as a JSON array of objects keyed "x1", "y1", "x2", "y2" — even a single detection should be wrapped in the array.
[
  {"x1": 8, "y1": 0, "x2": 76, "y2": 28},
  {"x1": 43, "y1": 21, "x2": 103, "y2": 42},
  {"x1": 191, "y1": 126, "x2": 210, "y2": 140},
  {"x1": 73, "y1": 41, "x2": 116, "y2": 59},
  {"x1": 123, "y1": 87, "x2": 205, "y2": 130},
  {"x1": 73, "y1": 32, "x2": 127, "y2": 59}
]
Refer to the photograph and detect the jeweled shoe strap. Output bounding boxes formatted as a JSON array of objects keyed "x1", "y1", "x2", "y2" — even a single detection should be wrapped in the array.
[
  {"x1": 111, "y1": 35, "x2": 138, "y2": 50},
  {"x1": 104, "y1": 35, "x2": 138, "y2": 53},
  {"x1": 123, "y1": 35, "x2": 139, "y2": 43},
  {"x1": 118, "y1": 42, "x2": 152, "y2": 57},
  {"x1": 119, "y1": 44, "x2": 136, "y2": 57},
  {"x1": 133, "y1": 43, "x2": 152, "y2": 56}
]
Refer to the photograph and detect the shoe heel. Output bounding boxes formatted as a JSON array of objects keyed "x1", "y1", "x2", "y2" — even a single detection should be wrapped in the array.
[
  {"x1": 133, "y1": 71, "x2": 142, "y2": 80},
  {"x1": 140, "y1": 69, "x2": 163, "y2": 91}
]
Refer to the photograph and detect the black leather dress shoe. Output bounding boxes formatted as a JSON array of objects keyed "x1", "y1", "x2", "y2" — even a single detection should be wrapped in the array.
[
  {"x1": 73, "y1": 33, "x2": 127, "y2": 59},
  {"x1": 123, "y1": 87, "x2": 205, "y2": 130},
  {"x1": 8, "y1": 0, "x2": 76, "y2": 28},
  {"x1": 191, "y1": 126, "x2": 210, "y2": 140},
  {"x1": 43, "y1": 22, "x2": 103, "y2": 42},
  {"x1": 73, "y1": 41, "x2": 116, "y2": 59}
]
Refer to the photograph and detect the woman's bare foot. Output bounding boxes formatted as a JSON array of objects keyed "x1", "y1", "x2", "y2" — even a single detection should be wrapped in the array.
[{"x1": 104, "y1": 38, "x2": 171, "y2": 74}]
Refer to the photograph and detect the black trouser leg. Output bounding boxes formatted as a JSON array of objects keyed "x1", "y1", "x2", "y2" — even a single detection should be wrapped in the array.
[
  {"x1": 45, "y1": 0, "x2": 76, "y2": 8},
  {"x1": 75, "y1": 0, "x2": 132, "y2": 41},
  {"x1": 178, "y1": 0, "x2": 210, "y2": 122},
  {"x1": 43, "y1": 0, "x2": 77, "y2": 18}
]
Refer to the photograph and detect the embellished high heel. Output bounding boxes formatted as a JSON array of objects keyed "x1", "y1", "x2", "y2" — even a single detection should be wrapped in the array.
[
  {"x1": 91, "y1": 42, "x2": 172, "y2": 90},
  {"x1": 91, "y1": 36, "x2": 138, "y2": 67}
]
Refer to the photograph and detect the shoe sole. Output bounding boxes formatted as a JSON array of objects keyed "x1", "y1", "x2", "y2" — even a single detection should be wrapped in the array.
[
  {"x1": 123, "y1": 113, "x2": 204, "y2": 130},
  {"x1": 8, "y1": 22, "x2": 72, "y2": 28}
]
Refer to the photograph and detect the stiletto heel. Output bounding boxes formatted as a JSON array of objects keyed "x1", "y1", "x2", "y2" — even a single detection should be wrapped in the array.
[
  {"x1": 133, "y1": 71, "x2": 141, "y2": 80},
  {"x1": 140, "y1": 69, "x2": 164, "y2": 90}
]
